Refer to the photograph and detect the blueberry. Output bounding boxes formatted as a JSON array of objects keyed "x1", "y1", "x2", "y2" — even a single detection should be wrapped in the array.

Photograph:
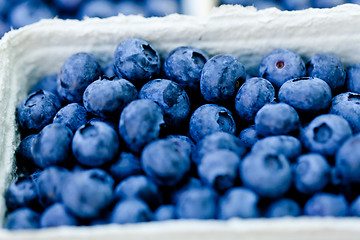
[
  {"x1": 166, "y1": 135, "x2": 195, "y2": 158},
  {"x1": 294, "y1": 153, "x2": 331, "y2": 195},
  {"x1": 198, "y1": 150, "x2": 240, "y2": 192},
  {"x1": 278, "y1": 77, "x2": 332, "y2": 113},
  {"x1": 15, "y1": 134, "x2": 37, "y2": 172},
  {"x1": 301, "y1": 114, "x2": 352, "y2": 156},
  {"x1": 40, "y1": 203, "x2": 78, "y2": 228},
  {"x1": 240, "y1": 150, "x2": 292, "y2": 198},
  {"x1": 0, "y1": 20, "x2": 10, "y2": 38},
  {"x1": 77, "y1": 0, "x2": 117, "y2": 19},
  {"x1": 8, "y1": 1, "x2": 55, "y2": 29},
  {"x1": 164, "y1": 46, "x2": 209, "y2": 91},
  {"x1": 145, "y1": 0, "x2": 179, "y2": 17},
  {"x1": 5, "y1": 178, "x2": 38, "y2": 212},
  {"x1": 32, "y1": 123, "x2": 73, "y2": 168},
  {"x1": 200, "y1": 54, "x2": 246, "y2": 103},
  {"x1": 259, "y1": 48, "x2": 306, "y2": 89},
  {"x1": 115, "y1": 1, "x2": 145, "y2": 16},
  {"x1": 111, "y1": 199, "x2": 153, "y2": 224},
  {"x1": 266, "y1": 199, "x2": 301, "y2": 218},
  {"x1": 251, "y1": 135, "x2": 302, "y2": 162},
  {"x1": 29, "y1": 74, "x2": 58, "y2": 96},
  {"x1": 189, "y1": 104, "x2": 236, "y2": 143},
  {"x1": 139, "y1": 79, "x2": 190, "y2": 127},
  {"x1": 312, "y1": 0, "x2": 346, "y2": 8},
  {"x1": 304, "y1": 193, "x2": 348, "y2": 217},
  {"x1": 218, "y1": 187, "x2": 259, "y2": 219},
  {"x1": 171, "y1": 177, "x2": 203, "y2": 204},
  {"x1": 346, "y1": 64, "x2": 360, "y2": 93},
  {"x1": 54, "y1": 0, "x2": 84, "y2": 11},
  {"x1": 175, "y1": 187, "x2": 218, "y2": 219},
  {"x1": 101, "y1": 61, "x2": 116, "y2": 78},
  {"x1": 53, "y1": 103, "x2": 88, "y2": 133},
  {"x1": 141, "y1": 138, "x2": 191, "y2": 186},
  {"x1": 119, "y1": 99, "x2": 164, "y2": 153},
  {"x1": 36, "y1": 167, "x2": 69, "y2": 207},
  {"x1": 114, "y1": 175, "x2": 161, "y2": 210},
  {"x1": 330, "y1": 92, "x2": 360, "y2": 133},
  {"x1": 238, "y1": 125, "x2": 260, "y2": 149},
  {"x1": 72, "y1": 121, "x2": 119, "y2": 167},
  {"x1": 113, "y1": 38, "x2": 160, "y2": 84},
  {"x1": 109, "y1": 152, "x2": 142, "y2": 183},
  {"x1": 192, "y1": 132, "x2": 246, "y2": 165},
  {"x1": 57, "y1": 52, "x2": 101, "y2": 103},
  {"x1": 306, "y1": 53, "x2": 346, "y2": 92},
  {"x1": 282, "y1": 0, "x2": 311, "y2": 10},
  {"x1": 5, "y1": 208, "x2": 40, "y2": 230},
  {"x1": 83, "y1": 78, "x2": 138, "y2": 119},
  {"x1": 335, "y1": 133, "x2": 360, "y2": 184},
  {"x1": 350, "y1": 196, "x2": 360, "y2": 216},
  {"x1": 16, "y1": 90, "x2": 61, "y2": 134},
  {"x1": 61, "y1": 169, "x2": 114, "y2": 219},
  {"x1": 154, "y1": 205, "x2": 176, "y2": 221},
  {"x1": 255, "y1": 103, "x2": 300, "y2": 137},
  {"x1": 234, "y1": 77, "x2": 275, "y2": 122}
]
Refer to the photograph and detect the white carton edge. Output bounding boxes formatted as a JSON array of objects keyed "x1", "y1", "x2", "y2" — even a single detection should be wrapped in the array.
[{"x1": 1, "y1": 4, "x2": 360, "y2": 239}]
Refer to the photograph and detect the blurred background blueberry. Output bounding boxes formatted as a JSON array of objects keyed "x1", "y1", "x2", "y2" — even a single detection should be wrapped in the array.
[{"x1": 0, "y1": 0, "x2": 357, "y2": 38}]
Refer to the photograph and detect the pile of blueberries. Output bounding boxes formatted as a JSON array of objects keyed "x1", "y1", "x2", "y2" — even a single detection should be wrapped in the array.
[
  {"x1": 6, "y1": 37, "x2": 360, "y2": 230},
  {"x1": 0, "y1": 0, "x2": 181, "y2": 37}
]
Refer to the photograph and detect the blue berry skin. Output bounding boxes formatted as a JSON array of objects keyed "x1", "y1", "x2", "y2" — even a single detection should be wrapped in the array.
[
  {"x1": 176, "y1": 187, "x2": 218, "y2": 219},
  {"x1": 77, "y1": 0, "x2": 116, "y2": 19},
  {"x1": 145, "y1": 0, "x2": 178, "y2": 17},
  {"x1": 258, "y1": 48, "x2": 306, "y2": 89},
  {"x1": 5, "y1": 208, "x2": 40, "y2": 230},
  {"x1": 61, "y1": 169, "x2": 114, "y2": 219},
  {"x1": 109, "y1": 152, "x2": 142, "y2": 183},
  {"x1": 192, "y1": 132, "x2": 247, "y2": 166},
  {"x1": 240, "y1": 150, "x2": 292, "y2": 198},
  {"x1": 32, "y1": 123, "x2": 73, "y2": 168},
  {"x1": 251, "y1": 135, "x2": 302, "y2": 162},
  {"x1": 283, "y1": 0, "x2": 311, "y2": 10},
  {"x1": 139, "y1": 79, "x2": 191, "y2": 127},
  {"x1": 301, "y1": 114, "x2": 352, "y2": 156},
  {"x1": 53, "y1": 103, "x2": 88, "y2": 133},
  {"x1": 102, "y1": 61, "x2": 116, "y2": 78},
  {"x1": 278, "y1": 77, "x2": 332, "y2": 113},
  {"x1": 294, "y1": 153, "x2": 331, "y2": 195},
  {"x1": 113, "y1": 38, "x2": 160, "y2": 83},
  {"x1": 164, "y1": 46, "x2": 209, "y2": 91},
  {"x1": 154, "y1": 205, "x2": 176, "y2": 221},
  {"x1": 218, "y1": 187, "x2": 259, "y2": 220},
  {"x1": 304, "y1": 193, "x2": 348, "y2": 217},
  {"x1": 40, "y1": 203, "x2": 78, "y2": 228},
  {"x1": 141, "y1": 138, "x2": 191, "y2": 186},
  {"x1": 83, "y1": 78, "x2": 138, "y2": 119},
  {"x1": 111, "y1": 199, "x2": 153, "y2": 224},
  {"x1": 335, "y1": 133, "x2": 360, "y2": 184},
  {"x1": 347, "y1": 64, "x2": 360, "y2": 93},
  {"x1": 119, "y1": 99, "x2": 164, "y2": 153},
  {"x1": 238, "y1": 125, "x2": 260, "y2": 149},
  {"x1": 312, "y1": 0, "x2": 346, "y2": 8},
  {"x1": 189, "y1": 104, "x2": 236, "y2": 143},
  {"x1": 234, "y1": 77, "x2": 275, "y2": 122},
  {"x1": 114, "y1": 175, "x2": 161, "y2": 210},
  {"x1": 330, "y1": 92, "x2": 360, "y2": 133},
  {"x1": 29, "y1": 74, "x2": 58, "y2": 96},
  {"x1": 306, "y1": 53, "x2": 346, "y2": 92},
  {"x1": 350, "y1": 196, "x2": 360, "y2": 216},
  {"x1": 16, "y1": 90, "x2": 61, "y2": 134},
  {"x1": 266, "y1": 199, "x2": 301, "y2": 218},
  {"x1": 36, "y1": 167, "x2": 69, "y2": 207},
  {"x1": 116, "y1": 1, "x2": 145, "y2": 15},
  {"x1": 167, "y1": 135, "x2": 195, "y2": 157},
  {"x1": 53, "y1": 0, "x2": 84, "y2": 11},
  {"x1": 255, "y1": 103, "x2": 300, "y2": 137},
  {"x1": 171, "y1": 177, "x2": 203, "y2": 204},
  {"x1": 72, "y1": 121, "x2": 120, "y2": 167},
  {"x1": 200, "y1": 54, "x2": 246, "y2": 103},
  {"x1": 8, "y1": 1, "x2": 55, "y2": 29},
  {"x1": 198, "y1": 150, "x2": 240, "y2": 192},
  {"x1": 57, "y1": 52, "x2": 102, "y2": 103},
  {"x1": 5, "y1": 178, "x2": 38, "y2": 212}
]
